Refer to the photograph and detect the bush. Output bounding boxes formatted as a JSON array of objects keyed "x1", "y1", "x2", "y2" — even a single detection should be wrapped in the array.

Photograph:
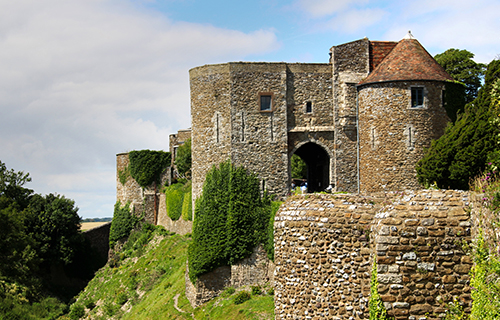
[
  {"x1": 116, "y1": 291, "x2": 128, "y2": 305},
  {"x1": 222, "y1": 287, "x2": 235, "y2": 297},
  {"x1": 234, "y1": 291, "x2": 251, "y2": 305},
  {"x1": 175, "y1": 138, "x2": 192, "y2": 179},
  {"x1": 109, "y1": 201, "x2": 137, "y2": 247},
  {"x1": 69, "y1": 304, "x2": 85, "y2": 320},
  {"x1": 369, "y1": 261, "x2": 389, "y2": 320},
  {"x1": 165, "y1": 183, "x2": 184, "y2": 220},
  {"x1": 84, "y1": 298, "x2": 95, "y2": 310},
  {"x1": 251, "y1": 286, "x2": 261, "y2": 295}
]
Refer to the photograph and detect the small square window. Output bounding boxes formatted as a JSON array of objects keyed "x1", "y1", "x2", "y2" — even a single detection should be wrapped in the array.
[
  {"x1": 306, "y1": 101, "x2": 312, "y2": 113},
  {"x1": 411, "y1": 87, "x2": 424, "y2": 108},
  {"x1": 259, "y1": 94, "x2": 272, "y2": 111}
]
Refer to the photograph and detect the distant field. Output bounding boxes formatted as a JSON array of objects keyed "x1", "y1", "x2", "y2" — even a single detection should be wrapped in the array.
[{"x1": 81, "y1": 221, "x2": 110, "y2": 231}]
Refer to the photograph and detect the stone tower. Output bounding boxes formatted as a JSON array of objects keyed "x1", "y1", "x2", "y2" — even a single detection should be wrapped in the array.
[{"x1": 357, "y1": 33, "x2": 453, "y2": 192}]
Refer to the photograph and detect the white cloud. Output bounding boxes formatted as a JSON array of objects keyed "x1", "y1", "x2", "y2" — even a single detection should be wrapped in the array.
[
  {"x1": 383, "y1": 0, "x2": 500, "y2": 63},
  {"x1": 0, "y1": 0, "x2": 279, "y2": 217}
]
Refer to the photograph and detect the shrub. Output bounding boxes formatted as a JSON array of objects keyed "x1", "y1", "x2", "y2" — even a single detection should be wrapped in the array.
[
  {"x1": 264, "y1": 200, "x2": 282, "y2": 261},
  {"x1": 84, "y1": 298, "x2": 95, "y2": 310},
  {"x1": 69, "y1": 304, "x2": 85, "y2": 320},
  {"x1": 165, "y1": 183, "x2": 184, "y2": 220},
  {"x1": 416, "y1": 60, "x2": 500, "y2": 190},
  {"x1": 222, "y1": 287, "x2": 235, "y2": 297},
  {"x1": 251, "y1": 286, "x2": 262, "y2": 295},
  {"x1": 175, "y1": 138, "x2": 192, "y2": 179},
  {"x1": 234, "y1": 291, "x2": 251, "y2": 305},
  {"x1": 109, "y1": 201, "x2": 137, "y2": 247}
]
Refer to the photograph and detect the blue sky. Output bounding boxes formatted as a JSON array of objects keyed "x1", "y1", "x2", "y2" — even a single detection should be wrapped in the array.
[{"x1": 0, "y1": 0, "x2": 499, "y2": 218}]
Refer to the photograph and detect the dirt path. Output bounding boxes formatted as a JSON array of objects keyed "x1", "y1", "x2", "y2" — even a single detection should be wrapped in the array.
[{"x1": 174, "y1": 293, "x2": 195, "y2": 319}]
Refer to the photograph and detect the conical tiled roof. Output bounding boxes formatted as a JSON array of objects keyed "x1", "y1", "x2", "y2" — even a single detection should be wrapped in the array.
[{"x1": 359, "y1": 34, "x2": 453, "y2": 85}]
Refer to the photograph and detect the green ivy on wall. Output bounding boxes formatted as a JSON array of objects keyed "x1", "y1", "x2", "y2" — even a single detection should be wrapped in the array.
[
  {"x1": 118, "y1": 165, "x2": 131, "y2": 185},
  {"x1": 128, "y1": 150, "x2": 171, "y2": 188},
  {"x1": 188, "y1": 161, "x2": 275, "y2": 283}
]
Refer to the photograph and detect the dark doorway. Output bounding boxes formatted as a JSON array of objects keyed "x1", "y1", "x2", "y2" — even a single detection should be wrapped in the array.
[{"x1": 293, "y1": 142, "x2": 330, "y2": 193}]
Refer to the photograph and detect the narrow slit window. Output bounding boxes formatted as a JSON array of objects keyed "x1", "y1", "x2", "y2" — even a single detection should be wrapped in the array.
[
  {"x1": 260, "y1": 95, "x2": 272, "y2": 111},
  {"x1": 306, "y1": 101, "x2": 312, "y2": 113},
  {"x1": 411, "y1": 87, "x2": 424, "y2": 108}
]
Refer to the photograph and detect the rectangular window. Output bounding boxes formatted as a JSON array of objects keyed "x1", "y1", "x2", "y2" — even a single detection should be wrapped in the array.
[
  {"x1": 260, "y1": 95, "x2": 272, "y2": 111},
  {"x1": 306, "y1": 101, "x2": 312, "y2": 113},
  {"x1": 411, "y1": 87, "x2": 424, "y2": 108}
]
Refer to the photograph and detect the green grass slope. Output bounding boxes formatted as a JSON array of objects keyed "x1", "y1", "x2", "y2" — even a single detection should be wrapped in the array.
[{"x1": 67, "y1": 227, "x2": 274, "y2": 320}]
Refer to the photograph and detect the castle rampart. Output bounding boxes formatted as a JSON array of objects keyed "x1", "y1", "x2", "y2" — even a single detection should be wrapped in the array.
[{"x1": 274, "y1": 190, "x2": 472, "y2": 320}]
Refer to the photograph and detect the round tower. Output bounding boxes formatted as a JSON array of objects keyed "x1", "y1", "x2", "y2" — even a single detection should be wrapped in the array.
[{"x1": 357, "y1": 33, "x2": 453, "y2": 192}]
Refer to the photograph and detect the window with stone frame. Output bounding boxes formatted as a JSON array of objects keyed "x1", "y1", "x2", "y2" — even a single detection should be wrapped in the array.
[
  {"x1": 411, "y1": 87, "x2": 424, "y2": 108},
  {"x1": 259, "y1": 93, "x2": 273, "y2": 112}
]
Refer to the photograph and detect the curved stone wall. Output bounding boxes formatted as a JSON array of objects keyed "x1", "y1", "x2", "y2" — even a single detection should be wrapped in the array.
[
  {"x1": 274, "y1": 191, "x2": 472, "y2": 319},
  {"x1": 357, "y1": 81, "x2": 450, "y2": 192}
]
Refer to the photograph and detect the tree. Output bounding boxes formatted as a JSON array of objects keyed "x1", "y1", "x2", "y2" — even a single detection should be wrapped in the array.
[
  {"x1": 416, "y1": 60, "x2": 500, "y2": 190},
  {"x1": 435, "y1": 49, "x2": 486, "y2": 104},
  {"x1": 25, "y1": 193, "x2": 82, "y2": 267},
  {"x1": 175, "y1": 138, "x2": 191, "y2": 179},
  {"x1": 291, "y1": 154, "x2": 307, "y2": 179}
]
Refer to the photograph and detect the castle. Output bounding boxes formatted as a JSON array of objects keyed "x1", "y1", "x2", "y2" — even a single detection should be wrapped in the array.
[
  {"x1": 115, "y1": 34, "x2": 480, "y2": 319},
  {"x1": 188, "y1": 32, "x2": 454, "y2": 203}
]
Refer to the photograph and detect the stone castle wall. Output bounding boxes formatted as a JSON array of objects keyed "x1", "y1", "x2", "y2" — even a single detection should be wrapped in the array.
[
  {"x1": 274, "y1": 191, "x2": 473, "y2": 320},
  {"x1": 190, "y1": 64, "x2": 232, "y2": 202},
  {"x1": 83, "y1": 222, "x2": 111, "y2": 262},
  {"x1": 331, "y1": 39, "x2": 370, "y2": 193},
  {"x1": 358, "y1": 81, "x2": 450, "y2": 192},
  {"x1": 116, "y1": 153, "x2": 170, "y2": 225},
  {"x1": 190, "y1": 62, "x2": 336, "y2": 202},
  {"x1": 185, "y1": 245, "x2": 275, "y2": 307}
]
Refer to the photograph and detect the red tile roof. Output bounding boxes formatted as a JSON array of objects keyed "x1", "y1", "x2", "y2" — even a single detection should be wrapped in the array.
[
  {"x1": 359, "y1": 38, "x2": 453, "y2": 85},
  {"x1": 369, "y1": 41, "x2": 398, "y2": 71}
]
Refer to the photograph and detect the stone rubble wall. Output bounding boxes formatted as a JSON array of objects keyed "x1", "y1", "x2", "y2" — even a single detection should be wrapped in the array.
[
  {"x1": 185, "y1": 245, "x2": 275, "y2": 308},
  {"x1": 331, "y1": 39, "x2": 370, "y2": 193},
  {"x1": 116, "y1": 152, "x2": 170, "y2": 226},
  {"x1": 274, "y1": 191, "x2": 473, "y2": 320},
  {"x1": 371, "y1": 190, "x2": 472, "y2": 320}
]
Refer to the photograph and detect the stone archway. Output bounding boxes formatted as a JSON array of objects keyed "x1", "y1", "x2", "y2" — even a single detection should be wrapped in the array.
[{"x1": 293, "y1": 142, "x2": 330, "y2": 193}]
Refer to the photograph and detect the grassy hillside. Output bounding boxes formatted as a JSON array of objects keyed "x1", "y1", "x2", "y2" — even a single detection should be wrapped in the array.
[{"x1": 67, "y1": 226, "x2": 274, "y2": 320}]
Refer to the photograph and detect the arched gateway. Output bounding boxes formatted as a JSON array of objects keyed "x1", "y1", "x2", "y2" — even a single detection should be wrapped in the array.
[{"x1": 291, "y1": 142, "x2": 331, "y2": 193}]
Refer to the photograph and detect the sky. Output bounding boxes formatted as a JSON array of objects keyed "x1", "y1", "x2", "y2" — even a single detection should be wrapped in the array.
[{"x1": 0, "y1": 0, "x2": 499, "y2": 219}]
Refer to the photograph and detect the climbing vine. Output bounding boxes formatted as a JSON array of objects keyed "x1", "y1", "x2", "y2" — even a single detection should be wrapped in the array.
[
  {"x1": 188, "y1": 161, "x2": 276, "y2": 283},
  {"x1": 369, "y1": 260, "x2": 390, "y2": 320},
  {"x1": 128, "y1": 150, "x2": 171, "y2": 188}
]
